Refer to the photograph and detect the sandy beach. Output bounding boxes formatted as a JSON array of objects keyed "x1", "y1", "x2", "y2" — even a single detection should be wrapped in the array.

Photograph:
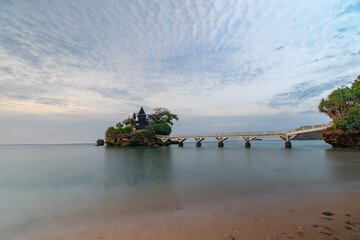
[{"x1": 22, "y1": 186, "x2": 360, "y2": 240}]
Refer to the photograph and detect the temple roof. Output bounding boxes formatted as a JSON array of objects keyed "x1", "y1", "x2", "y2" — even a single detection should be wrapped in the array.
[{"x1": 138, "y1": 107, "x2": 145, "y2": 115}]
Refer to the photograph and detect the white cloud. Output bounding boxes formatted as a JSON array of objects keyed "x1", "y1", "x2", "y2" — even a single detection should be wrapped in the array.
[{"x1": 0, "y1": 0, "x2": 359, "y2": 141}]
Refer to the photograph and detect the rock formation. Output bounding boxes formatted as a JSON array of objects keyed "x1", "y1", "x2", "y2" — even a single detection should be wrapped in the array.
[
  {"x1": 105, "y1": 129, "x2": 175, "y2": 147},
  {"x1": 323, "y1": 129, "x2": 360, "y2": 149}
]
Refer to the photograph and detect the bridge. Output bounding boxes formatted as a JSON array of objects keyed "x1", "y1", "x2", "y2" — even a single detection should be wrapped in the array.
[{"x1": 155, "y1": 123, "x2": 331, "y2": 148}]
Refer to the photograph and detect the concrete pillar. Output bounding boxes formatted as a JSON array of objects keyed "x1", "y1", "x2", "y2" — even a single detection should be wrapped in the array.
[
  {"x1": 218, "y1": 141, "x2": 224, "y2": 147},
  {"x1": 178, "y1": 142, "x2": 184, "y2": 147},
  {"x1": 245, "y1": 141, "x2": 251, "y2": 148},
  {"x1": 196, "y1": 142, "x2": 202, "y2": 147},
  {"x1": 285, "y1": 141, "x2": 292, "y2": 148}
]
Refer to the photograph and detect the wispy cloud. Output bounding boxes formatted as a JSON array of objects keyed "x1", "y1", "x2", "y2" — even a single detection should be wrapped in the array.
[
  {"x1": 0, "y1": 0, "x2": 360, "y2": 141},
  {"x1": 267, "y1": 76, "x2": 353, "y2": 108}
]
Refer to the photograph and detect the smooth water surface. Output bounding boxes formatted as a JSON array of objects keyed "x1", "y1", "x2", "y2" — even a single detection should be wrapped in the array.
[{"x1": 0, "y1": 140, "x2": 359, "y2": 238}]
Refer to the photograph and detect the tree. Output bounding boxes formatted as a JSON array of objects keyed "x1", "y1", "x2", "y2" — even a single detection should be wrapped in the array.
[
  {"x1": 150, "y1": 122, "x2": 172, "y2": 135},
  {"x1": 122, "y1": 117, "x2": 132, "y2": 125},
  {"x1": 318, "y1": 87, "x2": 353, "y2": 121},
  {"x1": 318, "y1": 75, "x2": 360, "y2": 121},
  {"x1": 319, "y1": 75, "x2": 360, "y2": 131},
  {"x1": 351, "y1": 75, "x2": 360, "y2": 98},
  {"x1": 151, "y1": 107, "x2": 179, "y2": 126}
]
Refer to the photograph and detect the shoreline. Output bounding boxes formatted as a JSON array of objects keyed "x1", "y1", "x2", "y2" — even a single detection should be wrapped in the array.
[{"x1": 17, "y1": 185, "x2": 360, "y2": 240}]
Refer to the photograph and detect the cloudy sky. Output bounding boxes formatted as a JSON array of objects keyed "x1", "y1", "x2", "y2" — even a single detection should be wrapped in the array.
[{"x1": 0, "y1": 0, "x2": 359, "y2": 143}]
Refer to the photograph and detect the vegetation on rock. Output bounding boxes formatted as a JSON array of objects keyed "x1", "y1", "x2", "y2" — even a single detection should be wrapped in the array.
[
  {"x1": 318, "y1": 75, "x2": 360, "y2": 131},
  {"x1": 333, "y1": 104, "x2": 360, "y2": 132},
  {"x1": 150, "y1": 122, "x2": 172, "y2": 135},
  {"x1": 105, "y1": 107, "x2": 178, "y2": 147},
  {"x1": 150, "y1": 107, "x2": 179, "y2": 127}
]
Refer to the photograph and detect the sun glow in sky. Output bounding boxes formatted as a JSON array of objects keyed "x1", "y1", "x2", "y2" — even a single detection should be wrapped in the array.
[{"x1": 1, "y1": 0, "x2": 360, "y2": 142}]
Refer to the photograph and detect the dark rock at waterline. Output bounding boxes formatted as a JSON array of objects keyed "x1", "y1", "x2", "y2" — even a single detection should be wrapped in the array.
[
  {"x1": 96, "y1": 139, "x2": 105, "y2": 146},
  {"x1": 323, "y1": 129, "x2": 360, "y2": 149},
  {"x1": 105, "y1": 130, "x2": 177, "y2": 147}
]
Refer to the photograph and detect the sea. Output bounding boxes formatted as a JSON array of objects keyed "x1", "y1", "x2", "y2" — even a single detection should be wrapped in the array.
[{"x1": 0, "y1": 140, "x2": 359, "y2": 239}]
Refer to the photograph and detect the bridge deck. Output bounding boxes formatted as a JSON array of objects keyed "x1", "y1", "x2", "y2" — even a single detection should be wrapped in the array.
[{"x1": 156, "y1": 123, "x2": 331, "y2": 140}]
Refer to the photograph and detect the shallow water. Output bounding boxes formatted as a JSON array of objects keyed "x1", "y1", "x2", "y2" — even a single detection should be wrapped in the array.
[{"x1": 0, "y1": 140, "x2": 359, "y2": 238}]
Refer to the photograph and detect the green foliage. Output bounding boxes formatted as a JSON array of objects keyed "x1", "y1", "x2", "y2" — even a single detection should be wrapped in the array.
[
  {"x1": 318, "y1": 75, "x2": 360, "y2": 122},
  {"x1": 106, "y1": 107, "x2": 178, "y2": 140},
  {"x1": 150, "y1": 107, "x2": 179, "y2": 126},
  {"x1": 123, "y1": 126, "x2": 133, "y2": 133},
  {"x1": 333, "y1": 103, "x2": 360, "y2": 131},
  {"x1": 151, "y1": 123, "x2": 172, "y2": 135},
  {"x1": 122, "y1": 117, "x2": 132, "y2": 125},
  {"x1": 351, "y1": 75, "x2": 360, "y2": 98},
  {"x1": 114, "y1": 128, "x2": 123, "y2": 134},
  {"x1": 106, "y1": 124, "x2": 134, "y2": 136}
]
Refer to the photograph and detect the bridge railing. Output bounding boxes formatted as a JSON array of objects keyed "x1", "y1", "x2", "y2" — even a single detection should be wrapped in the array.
[
  {"x1": 156, "y1": 130, "x2": 288, "y2": 139},
  {"x1": 155, "y1": 123, "x2": 332, "y2": 140},
  {"x1": 287, "y1": 123, "x2": 332, "y2": 134}
]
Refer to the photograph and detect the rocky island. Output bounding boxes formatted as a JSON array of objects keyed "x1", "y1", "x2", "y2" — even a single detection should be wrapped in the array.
[
  {"x1": 319, "y1": 75, "x2": 360, "y2": 149},
  {"x1": 105, "y1": 107, "x2": 178, "y2": 147}
]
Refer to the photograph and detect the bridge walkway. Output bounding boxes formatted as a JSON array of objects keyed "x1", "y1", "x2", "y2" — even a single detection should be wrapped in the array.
[{"x1": 155, "y1": 123, "x2": 331, "y2": 148}]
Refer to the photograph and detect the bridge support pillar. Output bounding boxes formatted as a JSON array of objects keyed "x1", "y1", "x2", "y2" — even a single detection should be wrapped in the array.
[
  {"x1": 278, "y1": 135, "x2": 296, "y2": 149},
  {"x1": 194, "y1": 138, "x2": 205, "y2": 147},
  {"x1": 177, "y1": 138, "x2": 186, "y2": 147},
  {"x1": 241, "y1": 137, "x2": 255, "y2": 148},
  {"x1": 214, "y1": 137, "x2": 227, "y2": 147}
]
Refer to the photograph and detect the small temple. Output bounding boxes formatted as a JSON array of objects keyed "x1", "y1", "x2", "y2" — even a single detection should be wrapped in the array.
[{"x1": 134, "y1": 107, "x2": 150, "y2": 130}]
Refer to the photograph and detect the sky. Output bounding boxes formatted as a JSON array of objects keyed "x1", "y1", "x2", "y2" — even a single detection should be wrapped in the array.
[{"x1": 0, "y1": 0, "x2": 360, "y2": 143}]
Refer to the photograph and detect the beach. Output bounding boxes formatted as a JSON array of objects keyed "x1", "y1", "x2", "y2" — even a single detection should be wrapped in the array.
[{"x1": 23, "y1": 186, "x2": 360, "y2": 240}]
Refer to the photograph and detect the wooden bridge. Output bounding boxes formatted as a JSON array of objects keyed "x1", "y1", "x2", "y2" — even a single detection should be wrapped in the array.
[{"x1": 156, "y1": 123, "x2": 331, "y2": 148}]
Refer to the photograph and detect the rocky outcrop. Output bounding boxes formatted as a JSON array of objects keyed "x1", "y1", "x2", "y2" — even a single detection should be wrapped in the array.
[
  {"x1": 96, "y1": 139, "x2": 105, "y2": 146},
  {"x1": 323, "y1": 128, "x2": 360, "y2": 149},
  {"x1": 105, "y1": 129, "x2": 175, "y2": 147},
  {"x1": 106, "y1": 132, "x2": 154, "y2": 147}
]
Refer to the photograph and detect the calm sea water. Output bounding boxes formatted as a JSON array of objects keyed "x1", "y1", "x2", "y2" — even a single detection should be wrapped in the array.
[{"x1": 1, "y1": 140, "x2": 360, "y2": 238}]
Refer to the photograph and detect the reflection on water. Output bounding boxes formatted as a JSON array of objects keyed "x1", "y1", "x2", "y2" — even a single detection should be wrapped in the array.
[
  {"x1": 325, "y1": 148, "x2": 360, "y2": 181},
  {"x1": 0, "y1": 141, "x2": 359, "y2": 238},
  {"x1": 102, "y1": 147, "x2": 172, "y2": 188}
]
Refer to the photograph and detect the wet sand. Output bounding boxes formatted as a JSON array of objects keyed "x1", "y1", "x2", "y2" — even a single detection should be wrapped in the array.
[{"x1": 24, "y1": 187, "x2": 360, "y2": 240}]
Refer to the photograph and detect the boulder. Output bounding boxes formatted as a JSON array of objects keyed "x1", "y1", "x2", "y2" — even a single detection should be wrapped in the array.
[{"x1": 96, "y1": 139, "x2": 105, "y2": 146}]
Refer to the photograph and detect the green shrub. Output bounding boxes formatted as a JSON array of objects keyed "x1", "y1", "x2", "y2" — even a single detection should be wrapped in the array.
[
  {"x1": 152, "y1": 123, "x2": 172, "y2": 135},
  {"x1": 114, "y1": 128, "x2": 124, "y2": 134},
  {"x1": 334, "y1": 103, "x2": 360, "y2": 131},
  {"x1": 123, "y1": 126, "x2": 133, "y2": 133}
]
